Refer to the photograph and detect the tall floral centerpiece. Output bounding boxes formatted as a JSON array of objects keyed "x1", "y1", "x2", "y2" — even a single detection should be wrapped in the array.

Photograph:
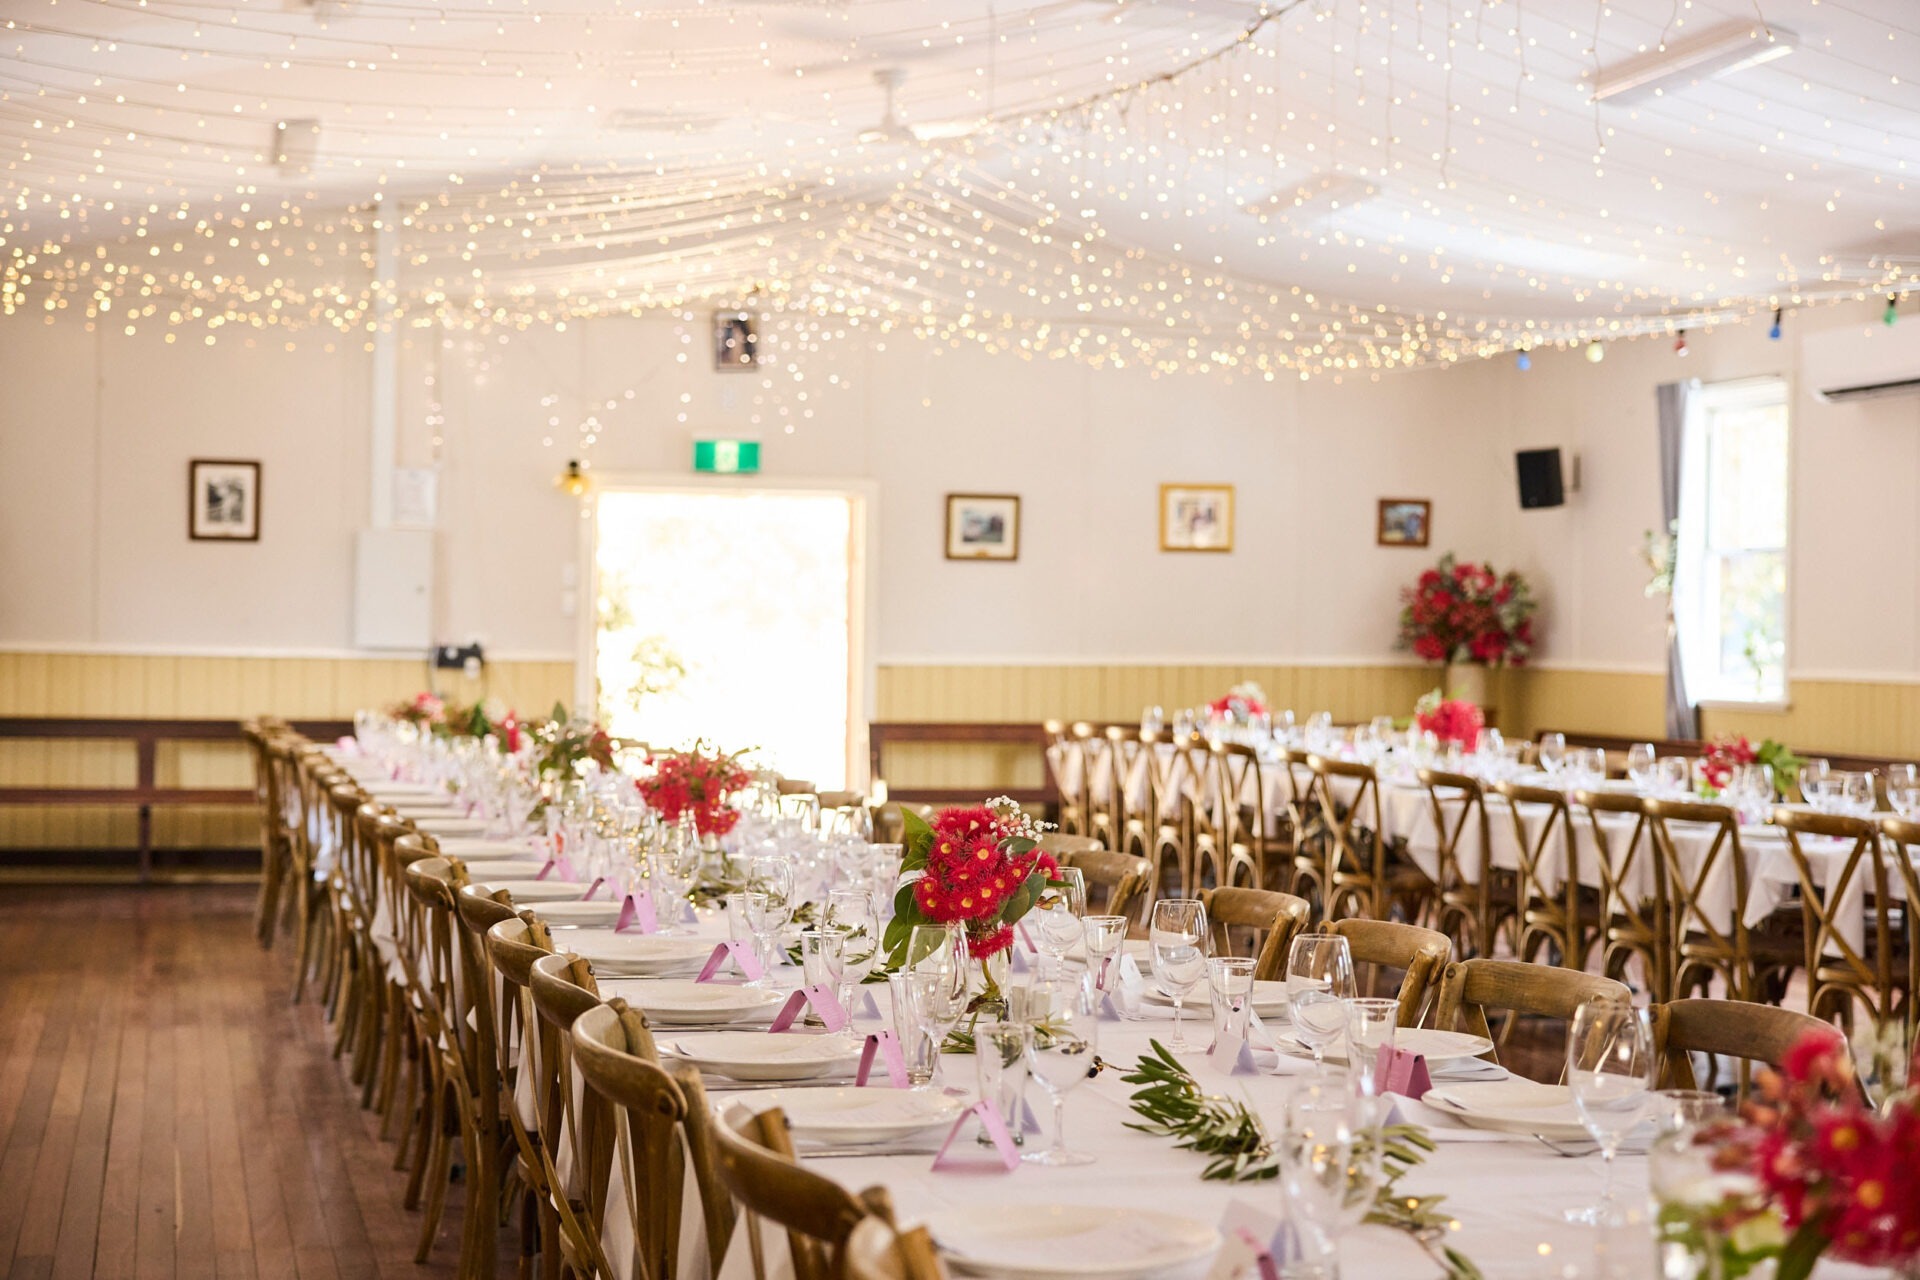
[
  {"x1": 1208, "y1": 681, "x2": 1269, "y2": 726},
  {"x1": 388, "y1": 691, "x2": 445, "y2": 729},
  {"x1": 1397, "y1": 554, "x2": 1538, "y2": 707},
  {"x1": 635, "y1": 743, "x2": 752, "y2": 840},
  {"x1": 441, "y1": 697, "x2": 523, "y2": 751},
  {"x1": 883, "y1": 797, "x2": 1058, "y2": 1014},
  {"x1": 529, "y1": 704, "x2": 616, "y2": 780}
]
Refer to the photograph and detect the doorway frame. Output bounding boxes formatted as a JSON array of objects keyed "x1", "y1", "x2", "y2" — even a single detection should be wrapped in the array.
[{"x1": 575, "y1": 472, "x2": 880, "y2": 789}]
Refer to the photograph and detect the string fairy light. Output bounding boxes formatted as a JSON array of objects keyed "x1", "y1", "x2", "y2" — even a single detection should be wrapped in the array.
[{"x1": 0, "y1": 0, "x2": 1915, "y2": 412}]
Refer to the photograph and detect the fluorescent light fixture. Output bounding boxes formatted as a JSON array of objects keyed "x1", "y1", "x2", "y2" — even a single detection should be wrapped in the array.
[
  {"x1": 1241, "y1": 172, "x2": 1379, "y2": 218},
  {"x1": 1590, "y1": 22, "x2": 1795, "y2": 103}
]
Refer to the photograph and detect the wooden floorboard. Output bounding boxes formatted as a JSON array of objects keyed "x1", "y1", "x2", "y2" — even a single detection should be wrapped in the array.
[{"x1": 0, "y1": 884, "x2": 508, "y2": 1280}]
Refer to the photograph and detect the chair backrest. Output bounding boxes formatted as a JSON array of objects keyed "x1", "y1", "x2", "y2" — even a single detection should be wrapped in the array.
[
  {"x1": 1307, "y1": 755, "x2": 1386, "y2": 913},
  {"x1": 571, "y1": 999, "x2": 735, "y2": 1280},
  {"x1": 1652, "y1": 998, "x2": 1843, "y2": 1101},
  {"x1": 1416, "y1": 767, "x2": 1489, "y2": 900},
  {"x1": 1771, "y1": 808, "x2": 1890, "y2": 1022},
  {"x1": 844, "y1": 1217, "x2": 948, "y2": 1280},
  {"x1": 1432, "y1": 958, "x2": 1630, "y2": 1079},
  {"x1": 1199, "y1": 887, "x2": 1311, "y2": 981},
  {"x1": 1057, "y1": 848, "x2": 1151, "y2": 927},
  {"x1": 1491, "y1": 781, "x2": 1581, "y2": 918},
  {"x1": 1320, "y1": 918, "x2": 1449, "y2": 1027},
  {"x1": 712, "y1": 1101, "x2": 895, "y2": 1280},
  {"x1": 1212, "y1": 742, "x2": 1272, "y2": 860},
  {"x1": 1102, "y1": 726, "x2": 1153, "y2": 850},
  {"x1": 529, "y1": 951, "x2": 611, "y2": 1275},
  {"x1": 1037, "y1": 833, "x2": 1103, "y2": 859},
  {"x1": 1643, "y1": 797, "x2": 1758, "y2": 997}
]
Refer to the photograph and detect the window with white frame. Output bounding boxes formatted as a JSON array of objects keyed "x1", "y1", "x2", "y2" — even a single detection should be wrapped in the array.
[{"x1": 1676, "y1": 377, "x2": 1790, "y2": 704}]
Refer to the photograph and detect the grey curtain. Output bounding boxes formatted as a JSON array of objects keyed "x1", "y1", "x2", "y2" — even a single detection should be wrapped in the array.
[{"x1": 1656, "y1": 381, "x2": 1699, "y2": 741}]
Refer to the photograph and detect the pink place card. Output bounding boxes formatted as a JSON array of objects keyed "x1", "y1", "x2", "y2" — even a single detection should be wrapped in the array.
[
  {"x1": 930, "y1": 1100, "x2": 1020, "y2": 1173},
  {"x1": 695, "y1": 940, "x2": 764, "y2": 983},
  {"x1": 1204, "y1": 1203, "x2": 1289, "y2": 1280},
  {"x1": 1375, "y1": 1046, "x2": 1434, "y2": 1100},
  {"x1": 768, "y1": 984, "x2": 850, "y2": 1034},
  {"x1": 856, "y1": 1030, "x2": 910, "y2": 1088},
  {"x1": 581, "y1": 877, "x2": 606, "y2": 901},
  {"x1": 615, "y1": 891, "x2": 657, "y2": 934},
  {"x1": 1016, "y1": 922, "x2": 1037, "y2": 952},
  {"x1": 535, "y1": 858, "x2": 558, "y2": 882}
]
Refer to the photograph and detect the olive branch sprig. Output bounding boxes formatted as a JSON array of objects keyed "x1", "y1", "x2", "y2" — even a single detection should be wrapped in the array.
[{"x1": 1121, "y1": 1042, "x2": 1485, "y2": 1280}]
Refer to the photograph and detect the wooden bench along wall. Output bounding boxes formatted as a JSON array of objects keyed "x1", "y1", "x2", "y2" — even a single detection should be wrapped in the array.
[{"x1": 0, "y1": 717, "x2": 351, "y2": 881}]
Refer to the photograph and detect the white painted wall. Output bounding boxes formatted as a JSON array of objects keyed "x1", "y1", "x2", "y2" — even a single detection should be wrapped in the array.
[{"x1": 3, "y1": 305, "x2": 1914, "y2": 681}]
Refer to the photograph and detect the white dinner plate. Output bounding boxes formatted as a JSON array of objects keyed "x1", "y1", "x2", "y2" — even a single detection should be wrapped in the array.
[
  {"x1": 362, "y1": 782, "x2": 441, "y2": 798},
  {"x1": 453, "y1": 859, "x2": 547, "y2": 881},
  {"x1": 749, "y1": 1088, "x2": 965, "y2": 1144},
  {"x1": 416, "y1": 816, "x2": 489, "y2": 837},
  {"x1": 664, "y1": 1033, "x2": 861, "y2": 1082},
  {"x1": 482, "y1": 878, "x2": 596, "y2": 903},
  {"x1": 1422, "y1": 1078, "x2": 1593, "y2": 1141},
  {"x1": 1142, "y1": 979, "x2": 1289, "y2": 1018},
  {"x1": 926, "y1": 1204, "x2": 1219, "y2": 1279},
  {"x1": 606, "y1": 979, "x2": 786, "y2": 1025},
  {"x1": 1277, "y1": 1027, "x2": 1493, "y2": 1066},
  {"x1": 434, "y1": 838, "x2": 540, "y2": 860},
  {"x1": 566, "y1": 934, "x2": 716, "y2": 977},
  {"x1": 524, "y1": 899, "x2": 624, "y2": 928}
]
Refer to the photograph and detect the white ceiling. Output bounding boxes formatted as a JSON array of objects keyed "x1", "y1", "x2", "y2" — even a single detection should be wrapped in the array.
[{"x1": 4, "y1": 0, "x2": 1917, "y2": 370}]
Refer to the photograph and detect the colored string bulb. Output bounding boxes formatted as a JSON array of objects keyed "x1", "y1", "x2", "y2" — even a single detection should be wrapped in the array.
[
  {"x1": 1516, "y1": 350, "x2": 1531, "y2": 371},
  {"x1": 1674, "y1": 330, "x2": 1689, "y2": 357},
  {"x1": 1887, "y1": 296, "x2": 1900, "y2": 327},
  {"x1": 555, "y1": 459, "x2": 591, "y2": 496},
  {"x1": 1769, "y1": 308, "x2": 1783, "y2": 341},
  {"x1": 1585, "y1": 340, "x2": 1605, "y2": 364}
]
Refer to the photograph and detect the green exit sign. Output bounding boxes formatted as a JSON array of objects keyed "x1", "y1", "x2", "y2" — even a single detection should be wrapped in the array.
[{"x1": 692, "y1": 439, "x2": 761, "y2": 475}]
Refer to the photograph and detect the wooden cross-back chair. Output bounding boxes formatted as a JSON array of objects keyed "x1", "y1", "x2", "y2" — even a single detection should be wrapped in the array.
[
  {"x1": 1042, "y1": 719, "x2": 1088, "y2": 837},
  {"x1": 324, "y1": 782, "x2": 377, "y2": 1068},
  {"x1": 1102, "y1": 726, "x2": 1157, "y2": 868},
  {"x1": 1316, "y1": 918, "x2": 1450, "y2": 1028},
  {"x1": 358, "y1": 806, "x2": 418, "y2": 1116},
  {"x1": 712, "y1": 1101, "x2": 898, "y2": 1280},
  {"x1": 1199, "y1": 887, "x2": 1310, "y2": 982},
  {"x1": 1772, "y1": 808, "x2": 1903, "y2": 1032},
  {"x1": 1491, "y1": 781, "x2": 1602, "y2": 973},
  {"x1": 1168, "y1": 732, "x2": 1228, "y2": 896},
  {"x1": 1278, "y1": 747, "x2": 1327, "y2": 910},
  {"x1": 1652, "y1": 998, "x2": 1845, "y2": 1104},
  {"x1": 1878, "y1": 816, "x2": 1920, "y2": 1041},
  {"x1": 1141, "y1": 728, "x2": 1195, "y2": 900},
  {"x1": 1054, "y1": 848, "x2": 1152, "y2": 930},
  {"x1": 1212, "y1": 742, "x2": 1274, "y2": 892},
  {"x1": 1308, "y1": 755, "x2": 1428, "y2": 924},
  {"x1": 570, "y1": 1000, "x2": 737, "y2": 1280},
  {"x1": 1415, "y1": 768, "x2": 1510, "y2": 962},
  {"x1": 528, "y1": 949, "x2": 613, "y2": 1279},
  {"x1": 287, "y1": 742, "x2": 345, "y2": 1004},
  {"x1": 487, "y1": 913, "x2": 565, "y2": 1280},
  {"x1": 1432, "y1": 958, "x2": 1631, "y2": 1082},
  {"x1": 844, "y1": 1218, "x2": 949, "y2": 1280},
  {"x1": 1645, "y1": 798, "x2": 1801, "y2": 1005},
  {"x1": 1575, "y1": 789, "x2": 1671, "y2": 1004},
  {"x1": 1071, "y1": 721, "x2": 1125, "y2": 854}
]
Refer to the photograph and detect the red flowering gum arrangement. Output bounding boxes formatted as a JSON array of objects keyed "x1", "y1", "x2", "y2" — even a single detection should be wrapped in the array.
[
  {"x1": 636, "y1": 743, "x2": 752, "y2": 837},
  {"x1": 389, "y1": 690, "x2": 445, "y2": 727},
  {"x1": 1208, "y1": 682, "x2": 1269, "y2": 723},
  {"x1": 1397, "y1": 553, "x2": 1537, "y2": 667},
  {"x1": 1413, "y1": 689, "x2": 1485, "y2": 750},
  {"x1": 1739, "y1": 1027, "x2": 1920, "y2": 1278},
  {"x1": 882, "y1": 797, "x2": 1059, "y2": 965}
]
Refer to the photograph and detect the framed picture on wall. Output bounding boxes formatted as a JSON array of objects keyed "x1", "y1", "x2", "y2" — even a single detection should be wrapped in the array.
[
  {"x1": 1159, "y1": 483, "x2": 1234, "y2": 552},
  {"x1": 188, "y1": 459, "x2": 261, "y2": 542},
  {"x1": 712, "y1": 309, "x2": 760, "y2": 371},
  {"x1": 1376, "y1": 497, "x2": 1431, "y2": 547},
  {"x1": 944, "y1": 493, "x2": 1021, "y2": 561}
]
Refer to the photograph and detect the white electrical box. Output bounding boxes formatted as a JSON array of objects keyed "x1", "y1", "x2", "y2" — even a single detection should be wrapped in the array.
[{"x1": 353, "y1": 528, "x2": 434, "y2": 650}]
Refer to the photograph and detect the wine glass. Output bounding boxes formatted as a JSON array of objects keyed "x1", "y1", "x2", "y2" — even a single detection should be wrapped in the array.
[
  {"x1": 1567, "y1": 998, "x2": 1654, "y2": 1225},
  {"x1": 903, "y1": 964, "x2": 970, "y2": 1091},
  {"x1": 1149, "y1": 899, "x2": 1209, "y2": 1049},
  {"x1": 1799, "y1": 759, "x2": 1832, "y2": 806},
  {"x1": 823, "y1": 889, "x2": 878, "y2": 1036},
  {"x1": 1538, "y1": 732, "x2": 1567, "y2": 774},
  {"x1": 1273, "y1": 1083, "x2": 1358, "y2": 1273},
  {"x1": 1285, "y1": 934, "x2": 1356, "y2": 1074},
  {"x1": 1625, "y1": 743, "x2": 1657, "y2": 789},
  {"x1": 1021, "y1": 975, "x2": 1099, "y2": 1166},
  {"x1": 1033, "y1": 866, "x2": 1087, "y2": 975}
]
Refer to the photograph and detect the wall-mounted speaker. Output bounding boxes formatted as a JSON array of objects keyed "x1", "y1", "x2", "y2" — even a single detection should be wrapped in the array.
[{"x1": 1516, "y1": 447, "x2": 1566, "y2": 509}]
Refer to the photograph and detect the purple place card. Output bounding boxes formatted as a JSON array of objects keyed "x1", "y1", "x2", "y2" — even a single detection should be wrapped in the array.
[
  {"x1": 768, "y1": 984, "x2": 850, "y2": 1034},
  {"x1": 1015, "y1": 922, "x2": 1037, "y2": 953},
  {"x1": 931, "y1": 1100, "x2": 1020, "y2": 1173},
  {"x1": 695, "y1": 940, "x2": 764, "y2": 983},
  {"x1": 1376, "y1": 1045, "x2": 1434, "y2": 1100},
  {"x1": 1204, "y1": 1022, "x2": 1261, "y2": 1077},
  {"x1": 856, "y1": 1030, "x2": 909, "y2": 1088},
  {"x1": 615, "y1": 891, "x2": 658, "y2": 934}
]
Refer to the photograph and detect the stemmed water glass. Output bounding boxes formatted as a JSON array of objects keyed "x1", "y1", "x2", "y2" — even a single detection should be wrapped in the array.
[
  {"x1": 1567, "y1": 997, "x2": 1654, "y2": 1225},
  {"x1": 1285, "y1": 934, "x2": 1356, "y2": 1075},
  {"x1": 1021, "y1": 974, "x2": 1099, "y2": 1166},
  {"x1": 1149, "y1": 899, "x2": 1209, "y2": 1049},
  {"x1": 822, "y1": 889, "x2": 878, "y2": 1036},
  {"x1": 1081, "y1": 914, "x2": 1129, "y2": 991},
  {"x1": 1273, "y1": 1083, "x2": 1360, "y2": 1276},
  {"x1": 1538, "y1": 731, "x2": 1567, "y2": 774},
  {"x1": 902, "y1": 924, "x2": 969, "y2": 1089},
  {"x1": 1625, "y1": 742, "x2": 1658, "y2": 789},
  {"x1": 1032, "y1": 866, "x2": 1086, "y2": 975}
]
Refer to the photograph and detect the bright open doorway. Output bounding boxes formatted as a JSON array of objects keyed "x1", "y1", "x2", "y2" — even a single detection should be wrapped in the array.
[{"x1": 586, "y1": 483, "x2": 870, "y2": 790}]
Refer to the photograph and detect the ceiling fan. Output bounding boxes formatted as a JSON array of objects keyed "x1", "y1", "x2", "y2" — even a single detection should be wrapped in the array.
[{"x1": 856, "y1": 69, "x2": 976, "y2": 146}]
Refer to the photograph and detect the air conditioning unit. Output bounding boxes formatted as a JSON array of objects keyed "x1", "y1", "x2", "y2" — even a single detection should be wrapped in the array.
[{"x1": 1802, "y1": 320, "x2": 1920, "y2": 403}]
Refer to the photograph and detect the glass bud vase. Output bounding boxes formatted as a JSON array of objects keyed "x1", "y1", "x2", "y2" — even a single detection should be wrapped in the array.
[{"x1": 971, "y1": 946, "x2": 1012, "y2": 1023}]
